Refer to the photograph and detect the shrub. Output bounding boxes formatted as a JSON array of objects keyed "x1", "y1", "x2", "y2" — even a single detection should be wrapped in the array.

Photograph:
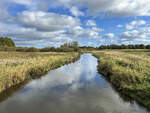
[
  {"x1": 26, "y1": 47, "x2": 39, "y2": 52},
  {"x1": 0, "y1": 37, "x2": 15, "y2": 47}
]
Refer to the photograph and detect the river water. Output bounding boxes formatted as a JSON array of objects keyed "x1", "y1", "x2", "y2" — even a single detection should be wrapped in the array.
[{"x1": 0, "y1": 54, "x2": 149, "y2": 113}]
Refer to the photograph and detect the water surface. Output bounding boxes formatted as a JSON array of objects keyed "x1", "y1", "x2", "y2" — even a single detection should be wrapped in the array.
[{"x1": 0, "y1": 54, "x2": 149, "y2": 113}]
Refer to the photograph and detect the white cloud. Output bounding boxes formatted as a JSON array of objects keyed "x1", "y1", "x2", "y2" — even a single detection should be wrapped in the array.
[
  {"x1": 0, "y1": 21, "x2": 102, "y2": 47},
  {"x1": 0, "y1": 2, "x2": 10, "y2": 21},
  {"x1": 11, "y1": 0, "x2": 32, "y2": 5},
  {"x1": 2, "y1": 0, "x2": 150, "y2": 18},
  {"x1": 17, "y1": 11, "x2": 81, "y2": 32},
  {"x1": 126, "y1": 25, "x2": 134, "y2": 30},
  {"x1": 4, "y1": 0, "x2": 60, "y2": 11},
  {"x1": 119, "y1": 27, "x2": 150, "y2": 43},
  {"x1": 120, "y1": 30, "x2": 141, "y2": 39},
  {"x1": 103, "y1": 33, "x2": 114, "y2": 38},
  {"x1": 1, "y1": 0, "x2": 150, "y2": 47},
  {"x1": 117, "y1": 24, "x2": 123, "y2": 28},
  {"x1": 70, "y1": 6, "x2": 84, "y2": 17},
  {"x1": 86, "y1": 20, "x2": 96, "y2": 26},
  {"x1": 0, "y1": 22, "x2": 73, "y2": 47},
  {"x1": 126, "y1": 20, "x2": 146, "y2": 30},
  {"x1": 66, "y1": 26, "x2": 103, "y2": 38},
  {"x1": 58, "y1": 0, "x2": 150, "y2": 17}
]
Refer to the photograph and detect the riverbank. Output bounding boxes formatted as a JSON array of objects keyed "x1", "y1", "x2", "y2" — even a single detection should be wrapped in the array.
[
  {"x1": 0, "y1": 52, "x2": 80, "y2": 93},
  {"x1": 92, "y1": 50, "x2": 150, "y2": 109}
]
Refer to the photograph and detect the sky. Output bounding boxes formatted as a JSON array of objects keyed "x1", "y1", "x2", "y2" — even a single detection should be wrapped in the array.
[{"x1": 0, "y1": 0, "x2": 150, "y2": 47}]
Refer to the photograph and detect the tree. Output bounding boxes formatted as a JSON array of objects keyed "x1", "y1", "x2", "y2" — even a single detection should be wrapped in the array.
[
  {"x1": 0, "y1": 37, "x2": 15, "y2": 47},
  {"x1": 139, "y1": 44, "x2": 145, "y2": 49},
  {"x1": 146, "y1": 45, "x2": 150, "y2": 49},
  {"x1": 73, "y1": 41, "x2": 79, "y2": 51},
  {"x1": 26, "y1": 47, "x2": 39, "y2": 52}
]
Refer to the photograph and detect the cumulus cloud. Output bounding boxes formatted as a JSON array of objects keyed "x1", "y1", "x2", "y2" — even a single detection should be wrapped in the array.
[
  {"x1": 11, "y1": 0, "x2": 32, "y2": 5},
  {"x1": 120, "y1": 30, "x2": 143, "y2": 39},
  {"x1": 103, "y1": 33, "x2": 114, "y2": 38},
  {"x1": 117, "y1": 19, "x2": 148, "y2": 44},
  {"x1": 66, "y1": 26, "x2": 103, "y2": 39},
  {"x1": 70, "y1": 6, "x2": 84, "y2": 17},
  {"x1": 118, "y1": 27, "x2": 150, "y2": 44},
  {"x1": 17, "y1": 11, "x2": 81, "y2": 32},
  {"x1": 0, "y1": 22, "x2": 73, "y2": 47},
  {"x1": 86, "y1": 20, "x2": 96, "y2": 26},
  {"x1": 58, "y1": 0, "x2": 150, "y2": 17},
  {"x1": 126, "y1": 20, "x2": 146, "y2": 30},
  {"x1": 9, "y1": 0, "x2": 150, "y2": 17},
  {"x1": 0, "y1": 2, "x2": 11, "y2": 21},
  {"x1": 0, "y1": 10, "x2": 86, "y2": 47},
  {"x1": 2, "y1": 0, "x2": 150, "y2": 17},
  {"x1": 1, "y1": 0, "x2": 150, "y2": 47},
  {"x1": 4, "y1": 0, "x2": 60, "y2": 11},
  {"x1": 0, "y1": 12, "x2": 102, "y2": 47}
]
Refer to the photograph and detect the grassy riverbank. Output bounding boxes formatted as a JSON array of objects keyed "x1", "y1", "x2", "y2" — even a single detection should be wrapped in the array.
[
  {"x1": 0, "y1": 52, "x2": 79, "y2": 93},
  {"x1": 92, "y1": 50, "x2": 150, "y2": 109}
]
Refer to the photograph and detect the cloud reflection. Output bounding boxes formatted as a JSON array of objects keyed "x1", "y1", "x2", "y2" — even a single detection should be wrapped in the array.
[{"x1": 0, "y1": 54, "x2": 148, "y2": 113}]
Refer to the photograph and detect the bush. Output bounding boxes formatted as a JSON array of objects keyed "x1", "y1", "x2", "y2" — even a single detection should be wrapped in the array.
[
  {"x1": 0, "y1": 37, "x2": 15, "y2": 47},
  {"x1": 16, "y1": 47, "x2": 28, "y2": 52},
  {"x1": 26, "y1": 47, "x2": 39, "y2": 52}
]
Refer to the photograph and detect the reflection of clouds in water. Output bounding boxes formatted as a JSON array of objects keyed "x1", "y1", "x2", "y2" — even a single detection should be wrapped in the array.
[
  {"x1": 81, "y1": 54, "x2": 98, "y2": 81},
  {"x1": 25, "y1": 54, "x2": 98, "y2": 90},
  {"x1": 0, "y1": 54, "x2": 149, "y2": 113},
  {"x1": 3, "y1": 54, "x2": 98, "y2": 102}
]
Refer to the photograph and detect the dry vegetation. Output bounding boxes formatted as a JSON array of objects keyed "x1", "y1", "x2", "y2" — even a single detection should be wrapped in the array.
[
  {"x1": 92, "y1": 50, "x2": 150, "y2": 109},
  {"x1": 0, "y1": 52, "x2": 79, "y2": 93}
]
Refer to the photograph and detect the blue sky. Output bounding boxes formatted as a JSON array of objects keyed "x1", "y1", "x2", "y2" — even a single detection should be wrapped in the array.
[{"x1": 0, "y1": 0, "x2": 150, "y2": 47}]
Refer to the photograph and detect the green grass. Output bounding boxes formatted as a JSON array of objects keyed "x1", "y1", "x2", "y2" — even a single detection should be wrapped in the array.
[
  {"x1": 0, "y1": 52, "x2": 80, "y2": 93},
  {"x1": 92, "y1": 50, "x2": 150, "y2": 109}
]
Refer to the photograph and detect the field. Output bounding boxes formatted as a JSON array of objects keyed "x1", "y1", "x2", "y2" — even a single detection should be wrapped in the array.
[
  {"x1": 1, "y1": 49, "x2": 150, "y2": 109},
  {"x1": 0, "y1": 52, "x2": 79, "y2": 93},
  {"x1": 92, "y1": 50, "x2": 150, "y2": 109}
]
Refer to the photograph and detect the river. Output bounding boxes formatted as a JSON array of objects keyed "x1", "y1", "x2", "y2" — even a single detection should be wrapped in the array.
[{"x1": 0, "y1": 54, "x2": 149, "y2": 113}]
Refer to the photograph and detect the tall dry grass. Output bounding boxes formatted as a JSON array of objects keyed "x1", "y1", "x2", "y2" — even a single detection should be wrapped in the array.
[
  {"x1": 92, "y1": 50, "x2": 150, "y2": 109},
  {"x1": 0, "y1": 52, "x2": 79, "y2": 93}
]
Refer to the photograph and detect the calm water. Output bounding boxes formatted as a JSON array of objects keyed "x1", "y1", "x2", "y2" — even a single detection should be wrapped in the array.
[{"x1": 0, "y1": 54, "x2": 149, "y2": 113}]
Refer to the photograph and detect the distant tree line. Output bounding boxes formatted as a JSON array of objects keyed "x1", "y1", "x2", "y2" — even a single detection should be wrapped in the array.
[
  {"x1": 0, "y1": 37, "x2": 15, "y2": 47},
  {"x1": 98, "y1": 44, "x2": 150, "y2": 49},
  {"x1": 40, "y1": 41, "x2": 79, "y2": 52},
  {"x1": 0, "y1": 38, "x2": 80, "y2": 52},
  {"x1": 79, "y1": 46, "x2": 96, "y2": 51},
  {"x1": 1, "y1": 37, "x2": 150, "y2": 52}
]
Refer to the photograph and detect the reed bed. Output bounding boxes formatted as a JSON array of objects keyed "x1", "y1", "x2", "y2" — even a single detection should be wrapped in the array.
[
  {"x1": 92, "y1": 50, "x2": 150, "y2": 109},
  {"x1": 0, "y1": 52, "x2": 79, "y2": 93}
]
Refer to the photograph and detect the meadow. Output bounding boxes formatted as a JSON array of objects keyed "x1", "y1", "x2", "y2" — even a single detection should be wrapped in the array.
[
  {"x1": 92, "y1": 50, "x2": 150, "y2": 109},
  {"x1": 1, "y1": 49, "x2": 150, "y2": 109},
  {"x1": 0, "y1": 52, "x2": 79, "y2": 93}
]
